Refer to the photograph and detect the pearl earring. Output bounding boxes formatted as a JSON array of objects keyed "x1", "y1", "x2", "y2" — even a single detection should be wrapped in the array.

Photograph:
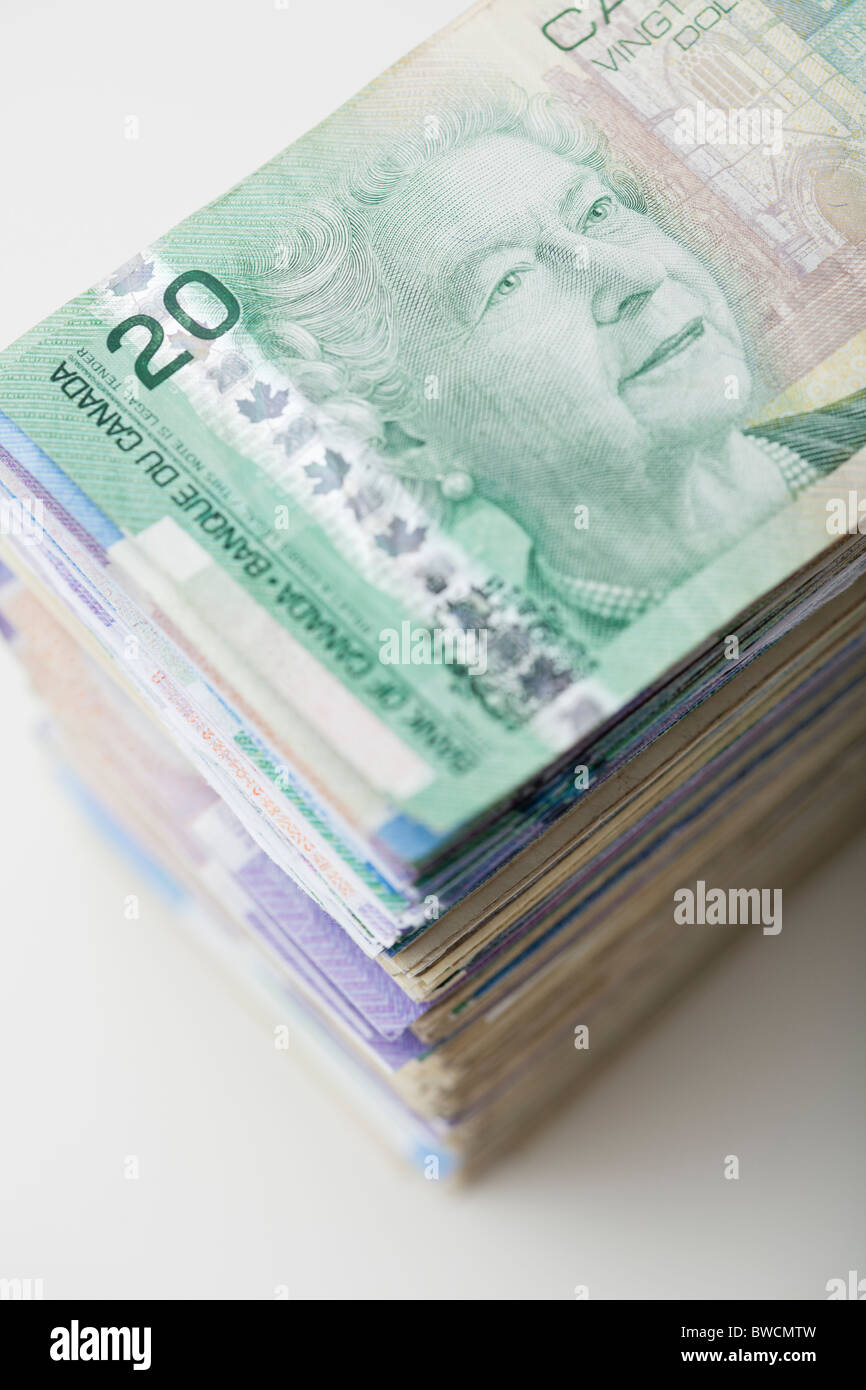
[{"x1": 440, "y1": 470, "x2": 474, "y2": 501}]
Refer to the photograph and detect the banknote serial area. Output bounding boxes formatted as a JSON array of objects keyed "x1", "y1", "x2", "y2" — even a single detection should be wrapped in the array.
[{"x1": 0, "y1": 0, "x2": 864, "y2": 1181}]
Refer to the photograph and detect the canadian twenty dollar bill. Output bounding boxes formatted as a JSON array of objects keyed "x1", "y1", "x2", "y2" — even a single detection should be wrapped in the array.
[{"x1": 1, "y1": 0, "x2": 865, "y2": 852}]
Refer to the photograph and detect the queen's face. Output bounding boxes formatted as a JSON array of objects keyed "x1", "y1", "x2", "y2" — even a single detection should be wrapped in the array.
[{"x1": 365, "y1": 132, "x2": 751, "y2": 510}]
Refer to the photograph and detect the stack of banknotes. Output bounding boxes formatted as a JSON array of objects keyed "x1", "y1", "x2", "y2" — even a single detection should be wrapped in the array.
[{"x1": 1, "y1": 0, "x2": 866, "y2": 1174}]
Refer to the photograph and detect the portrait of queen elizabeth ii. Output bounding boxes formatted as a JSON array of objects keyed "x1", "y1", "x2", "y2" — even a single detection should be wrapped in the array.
[{"x1": 238, "y1": 82, "x2": 866, "y2": 646}]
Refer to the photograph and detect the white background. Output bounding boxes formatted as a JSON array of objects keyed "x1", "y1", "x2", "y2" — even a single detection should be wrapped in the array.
[{"x1": 0, "y1": 0, "x2": 864, "y2": 1300}]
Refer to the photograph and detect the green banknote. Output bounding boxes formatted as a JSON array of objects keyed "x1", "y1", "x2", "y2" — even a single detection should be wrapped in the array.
[{"x1": 1, "y1": 0, "x2": 865, "y2": 847}]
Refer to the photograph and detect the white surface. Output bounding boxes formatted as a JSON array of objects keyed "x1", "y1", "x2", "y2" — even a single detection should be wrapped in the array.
[{"x1": 0, "y1": 0, "x2": 864, "y2": 1301}]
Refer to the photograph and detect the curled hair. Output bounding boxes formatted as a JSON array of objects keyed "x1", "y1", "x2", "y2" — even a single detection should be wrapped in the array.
[{"x1": 237, "y1": 84, "x2": 645, "y2": 469}]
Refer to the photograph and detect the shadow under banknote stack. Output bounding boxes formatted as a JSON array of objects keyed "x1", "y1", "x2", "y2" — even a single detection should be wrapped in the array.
[{"x1": 1, "y1": 0, "x2": 866, "y2": 1174}]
